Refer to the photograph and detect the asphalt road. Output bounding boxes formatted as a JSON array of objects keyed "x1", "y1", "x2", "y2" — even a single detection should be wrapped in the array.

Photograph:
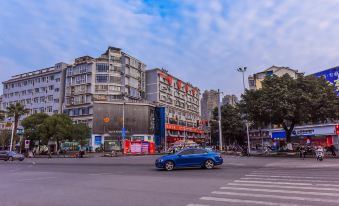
[{"x1": 1, "y1": 155, "x2": 339, "y2": 206}]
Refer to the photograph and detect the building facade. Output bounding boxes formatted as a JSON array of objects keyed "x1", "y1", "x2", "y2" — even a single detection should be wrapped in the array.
[
  {"x1": 146, "y1": 68, "x2": 204, "y2": 145},
  {"x1": 63, "y1": 47, "x2": 146, "y2": 127},
  {"x1": 248, "y1": 66, "x2": 301, "y2": 90},
  {"x1": 312, "y1": 66, "x2": 339, "y2": 96},
  {"x1": 2, "y1": 62, "x2": 68, "y2": 117},
  {"x1": 222, "y1": 94, "x2": 238, "y2": 106},
  {"x1": 200, "y1": 90, "x2": 219, "y2": 121}
]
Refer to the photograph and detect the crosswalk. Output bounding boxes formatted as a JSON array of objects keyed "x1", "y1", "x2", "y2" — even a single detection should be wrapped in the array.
[{"x1": 187, "y1": 167, "x2": 339, "y2": 206}]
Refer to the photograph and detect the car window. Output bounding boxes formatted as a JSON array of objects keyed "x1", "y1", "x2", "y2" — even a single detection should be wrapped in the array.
[
  {"x1": 193, "y1": 149, "x2": 208, "y2": 154},
  {"x1": 178, "y1": 149, "x2": 194, "y2": 155}
]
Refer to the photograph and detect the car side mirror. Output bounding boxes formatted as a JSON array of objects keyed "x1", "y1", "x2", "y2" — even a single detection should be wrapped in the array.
[{"x1": 177, "y1": 154, "x2": 182, "y2": 157}]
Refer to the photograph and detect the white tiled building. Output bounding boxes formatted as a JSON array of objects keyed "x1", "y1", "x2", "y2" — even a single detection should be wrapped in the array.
[{"x1": 2, "y1": 62, "x2": 68, "y2": 118}]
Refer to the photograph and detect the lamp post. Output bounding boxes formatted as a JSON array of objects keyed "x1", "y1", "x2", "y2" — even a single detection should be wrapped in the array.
[
  {"x1": 237, "y1": 67, "x2": 251, "y2": 156},
  {"x1": 217, "y1": 89, "x2": 223, "y2": 151}
]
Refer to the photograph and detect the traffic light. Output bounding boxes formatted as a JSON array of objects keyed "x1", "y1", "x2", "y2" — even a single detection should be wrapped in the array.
[
  {"x1": 336, "y1": 125, "x2": 339, "y2": 135},
  {"x1": 196, "y1": 120, "x2": 200, "y2": 127}
]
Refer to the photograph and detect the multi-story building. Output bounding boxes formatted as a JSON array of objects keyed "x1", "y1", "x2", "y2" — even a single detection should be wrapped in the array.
[
  {"x1": 146, "y1": 68, "x2": 204, "y2": 145},
  {"x1": 2, "y1": 62, "x2": 68, "y2": 117},
  {"x1": 62, "y1": 47, "x2": 148, "y2": 151},
  {"x1": 312, "y1": 66, "x2": 339, "y2": 96},
  {"x1": 63, "y1": 46, "x2": 146, "y2": 127},
  {"x1": 222, "y1": 94, "x2": 238, "y2": 106},
  {"x1": 200, "y1": 90, "x2": 219, "y2": 121},
  {"x1": 248, "y1": 66, "x2": 301, "y2": 90}
]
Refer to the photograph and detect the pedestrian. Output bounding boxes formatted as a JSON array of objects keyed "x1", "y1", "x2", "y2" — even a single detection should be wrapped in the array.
[{"x1": 330, "y1": 145, "x2": 336, "y2": 157}]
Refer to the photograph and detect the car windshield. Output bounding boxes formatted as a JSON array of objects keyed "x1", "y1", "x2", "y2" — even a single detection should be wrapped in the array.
[
  {"x1": 177, "y1": 149, "x2": 194, "y2": 155},
  {"x1": 8, "y1": 151, "x2": 17, "y2": 155}
]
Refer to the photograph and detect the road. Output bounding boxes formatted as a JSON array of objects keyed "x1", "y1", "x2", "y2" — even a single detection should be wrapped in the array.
[{"x1": 1, "y1": 155, "x2": 339, "y2": 206}]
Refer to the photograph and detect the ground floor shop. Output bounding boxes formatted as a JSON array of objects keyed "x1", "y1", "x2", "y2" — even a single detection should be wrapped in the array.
[{"x1": 271, "y1": 123, "x2": 339, "y2": 151}]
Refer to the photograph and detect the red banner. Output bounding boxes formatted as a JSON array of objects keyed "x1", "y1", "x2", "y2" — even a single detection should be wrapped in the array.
[
  {"x1": 177, "y1": 80, "x2": 182, "y2": 89},
  {"x1": 165, "y1": 124, "x2": 204, "y2": 134},
  {"x1": 185, "y1": 84, "x2": 189, "y2": 92}
]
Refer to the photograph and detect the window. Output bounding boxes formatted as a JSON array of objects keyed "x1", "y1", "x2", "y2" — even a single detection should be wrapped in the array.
[
  {"x1": 178, "y1": 149, "x2": 194, "y2": 155},
  {"x1": 56, "y1": 78, "x2": 61, "y2": 82},
  {"x1": 26, "y1": 99, "x2": 31, "y2": 104},
  {"x1": 41, "y1": 87, "x2": 46, "y2": 92},
  {"x1": 40, "y1": 96, "x2": 45, "y2": 102},
  {"x1": 47, "y1": 106, "x2": 52, "y2": 113},
  {"x1": 48, "y1": 95, "x2": 53, "y2": 101},
  {"x1": 50, "y1": 75, "x2": 54, "y2": 80},
  {"x1": 49, "y1": 85, "x2": 54, "y2": 90},
  {"x1": 42, "y1": 77, "x2": 46, "y2": 82},
  {"x1": 40, "y1": 107, "x2": 45, "y2": 113},
  {"x1": 110, "y1": 76, "x2": 121, "y2": 84},
  {"x1": 33, "y1": 97, "x2": 39, "y2": 103},
  {"x1": 54, "y1": 99, "x2": 59, "y2": 103},
  {"x1": 55, "y1": 88, "x2": 60, "y2": 92},
  {"x1": 193, "y1": 149, "x2": 208, "y2": 154},
  {"x1": 96, "y1": 74, "x2": 109, "y2": 83},
  {"x1": 75, "y1": 75, "x2": 87, "y2": 84},
  {"x1": 95, "y1": 85, "x2": 108, "y2": 92},
  {"x1": 109, "y1": 85, "x2": 121, "y2": 92},
  {"x1": 96, "y1": 63, "x2": 109, "y2": 72}
]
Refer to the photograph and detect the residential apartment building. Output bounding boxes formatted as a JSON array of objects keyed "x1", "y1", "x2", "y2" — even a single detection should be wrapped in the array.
[
  {"x1": 248, "y1": 66, "x2": 301, "y2": 90},
  {"x1": 146, "y1": 68, "x2": 204, "y2": 144},
  {"x1": 200, "y1": 90, "x2": 219, "y2": 121},
  {"x1": 222, "y1": 94, "x2": 238, "y2": 106},
  {"x1": 63, "y1": 47, "x2": 146, "y2": 127},
  {"x1": 2, "y1": 62, "x2": 68, "y2": 117}
]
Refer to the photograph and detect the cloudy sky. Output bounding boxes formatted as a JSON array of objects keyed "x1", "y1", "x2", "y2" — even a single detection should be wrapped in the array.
[{"x1": 1, "y1": 0, "x2": 339, "y2": 96}]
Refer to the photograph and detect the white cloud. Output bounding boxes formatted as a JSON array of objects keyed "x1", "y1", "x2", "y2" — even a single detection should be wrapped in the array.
[{"x1": 1, "y1": 0, "x2": 339, "y2": 97}]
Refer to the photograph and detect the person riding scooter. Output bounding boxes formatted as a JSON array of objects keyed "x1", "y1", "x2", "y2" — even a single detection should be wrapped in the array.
[{"x1": 315, "y1": 146, "x2": 324, "y2": 161}]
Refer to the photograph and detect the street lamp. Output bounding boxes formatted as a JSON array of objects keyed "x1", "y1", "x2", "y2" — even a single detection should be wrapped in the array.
[
  {"x1": 217, "y1": 89, "x2": 223, "y2": 151},
  {"x1": 237, "y1": 67, "x2": 247, "y2": 91},
  {"x1": 237, "y1": 67, "x2": 251, "y2": 156}
]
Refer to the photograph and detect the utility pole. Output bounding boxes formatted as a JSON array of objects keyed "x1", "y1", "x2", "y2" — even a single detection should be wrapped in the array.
[
  {"x1": 217, "y1": 89, "x2": 223, "y2": 151},
  {"x1": 237, "y1": 67, "x2": 251, "y2": 156}
]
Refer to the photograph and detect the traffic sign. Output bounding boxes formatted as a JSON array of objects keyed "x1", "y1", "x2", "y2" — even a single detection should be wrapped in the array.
[
  {"x1": 122, "y1": 128, "x2": 126, "y2": 139},
  {"x1": 24, "y1": 140, "x2": 30, "y2": 149},
  {"x1": 103, "y1": 117, "x2": 110, "y2": 123}
]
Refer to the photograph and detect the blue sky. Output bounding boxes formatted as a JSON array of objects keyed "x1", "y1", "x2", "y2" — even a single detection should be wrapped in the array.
[{"x1": 1, "y1": 0, "x2": 339, "y2": 96}]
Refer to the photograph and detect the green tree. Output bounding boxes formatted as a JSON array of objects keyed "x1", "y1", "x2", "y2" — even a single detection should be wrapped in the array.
[
  {"x1": 40, "y1": 114, "x2": 73, "y2": 151},
  {"x1": 21, "y1": 113, "x2": 49, "y2": 151},
  {"x1": 0, "y1": 129, "x2": 11, "y2": 149},
  {"x1": 71, "y1": 123, "x2": 91, "y2": 147},
  {"x1": 0, "y1": 110, "x2": 5, "y2": 121},
  {"x1": 240, "y1": 74, "x2": 339, "y2": 142},
  {"x1": 211, "y1": 105, "x2": 245, "y2": 146},
  {"x1": 6, "y1": 103, "x2": 30, "y2": 150}
]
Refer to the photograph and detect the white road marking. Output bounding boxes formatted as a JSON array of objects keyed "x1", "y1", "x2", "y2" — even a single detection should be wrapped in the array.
[
  {"x1": 245, "y1": 174, "x2": 334, "y2": 179},
  {"x1": 20, "y1": 176, "x2": 57, "y2": 181},
  {"x1": 234, "y1": 180, "x2": 312, "y2": 186},
  {"x1": 211, "y1": 191, "x2": 339, "y2": 204},
  {"x1": 200, "y1": 196, "x2": 307, "y2": 206},
  {"x1": 228, "y1": 182, "x2": 339, "y2": 191},
  {"x1": 220, "y1": 186, "x2": 339, "y2": 197},
  {"x1": 88, "y1": 173, "x2": 112, "y2": 176},
  {"x1": 240, "y1": 177, "x2": 338, "y2": 183},
  {"x1": 186, "y1": 204, "x2": 210, "y2": 206},
  {"x1": 250, "y1": 172, "x2": 338, "y2": 178}
]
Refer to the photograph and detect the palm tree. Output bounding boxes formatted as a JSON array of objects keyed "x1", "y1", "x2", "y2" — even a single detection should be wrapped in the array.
[
  {"x1": 0, "y1": 110, "x2": 5, "y2": 121},
  {"x1": 6, "y1": 103, "x2": 30, "y2": 150}
]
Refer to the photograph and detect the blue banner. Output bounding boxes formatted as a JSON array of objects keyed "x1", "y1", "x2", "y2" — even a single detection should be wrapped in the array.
[
  {"x1": 313, "y1": 67, "x2": 339, "y2": 96},
  {"x1": 154, "y1": 107, "x2": 165, "y2": 146}
]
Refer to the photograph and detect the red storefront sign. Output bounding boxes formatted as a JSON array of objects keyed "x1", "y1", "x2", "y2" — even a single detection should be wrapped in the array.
[{"x1": 165, "y1": 124, "x2": 204, "y2": 134}]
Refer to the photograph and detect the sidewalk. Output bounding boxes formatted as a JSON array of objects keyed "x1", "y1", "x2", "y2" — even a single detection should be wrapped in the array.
[{"x1": 222, "y1": 150, "x2": 339, "y2": 159}]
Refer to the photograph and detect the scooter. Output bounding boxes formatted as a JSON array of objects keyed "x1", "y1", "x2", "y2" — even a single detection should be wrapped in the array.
[{"x1": 315, "y1": 149, "x2": 324, "y2": 161}]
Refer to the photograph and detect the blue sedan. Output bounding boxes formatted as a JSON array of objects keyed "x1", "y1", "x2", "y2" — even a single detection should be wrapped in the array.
[{"x1": 155, "y1": 148, "x2": 223, "y2": 171}]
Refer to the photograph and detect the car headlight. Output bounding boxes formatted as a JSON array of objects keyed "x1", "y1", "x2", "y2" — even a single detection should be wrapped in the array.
[{"x1": 159, "y1": 159, "x2": 164, "y2": 162}]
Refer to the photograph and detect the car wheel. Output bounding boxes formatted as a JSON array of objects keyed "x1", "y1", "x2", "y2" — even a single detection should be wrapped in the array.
[
  {"x1": 9, "y1": 157, "x2": 13, "y2": 161},
  {"x1": 19, "y1": 158, "x2": 24, "y2": 161},
  {"x1": 204, "y1": 159, "x2": 215, "y2": 169},
  {"x1": 164, "y1": 161, "x2": 174, "y2": 171}
]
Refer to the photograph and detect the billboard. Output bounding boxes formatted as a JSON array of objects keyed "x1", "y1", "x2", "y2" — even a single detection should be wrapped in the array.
[
  {"x1": 154, "y1": 107, "x2": 165, "y2": 146},
  {"x1": 313, "y1": 67, "x2": 339, "y2": 96}
]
